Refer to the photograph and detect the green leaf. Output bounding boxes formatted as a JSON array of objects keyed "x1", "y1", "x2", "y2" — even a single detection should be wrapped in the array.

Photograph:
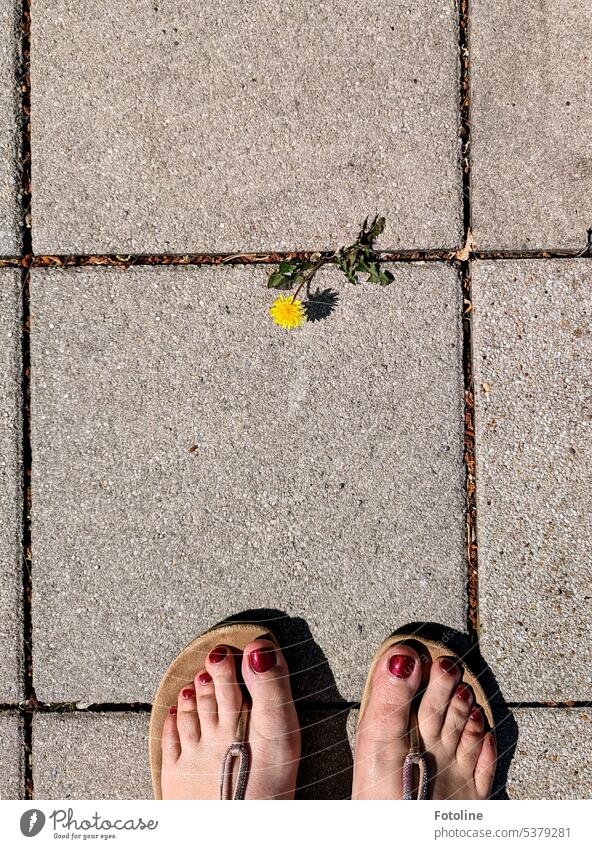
[
  {"x1": 343, "y1": 266, "x2": 359, "y2": 285},
  {"x1": 267, "y1": 271, "x2": 283, "y2": 288},
  {"x1": 356, "y1": 257, "x2": 371, "y2": 274},
  {"x1": 279, "y1": 260, "x2": 296, "y2": 275},
  {"x1": 366, "y1": 262, "x2": 381, "y2": 283},
  {"x1": 369, "y1": 216, "x2": 386, "y2": 239},
  {"x1": 267, "y1": 271, "x2": 294, "y2": 290},
  {"x1": 297, "y1": 260, "x2": 314, "y2": 273}
]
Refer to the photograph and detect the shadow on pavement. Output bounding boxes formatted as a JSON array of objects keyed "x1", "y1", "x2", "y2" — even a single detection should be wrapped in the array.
[{"x1": 224, "y1": 608, "x2": 354, "y2": 799}]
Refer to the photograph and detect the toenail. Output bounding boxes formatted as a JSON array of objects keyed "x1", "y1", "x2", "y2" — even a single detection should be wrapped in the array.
[
  {"x1": 470, "y1": 706, "x2": 482, "y2": 721},
  {"x1": 198, "y1": 671, "x2": 212, "y2": 685},
  {"x1": 182, "y1": 686, "x2": 195, "y2": 699},
  {"x1": 488, "y1": 734, "x2": 496, "y2": 748},
  {"x1": 456, "y1": 684, "x2": 472, "y2": 701},
  {"x1": 208, "y1": 646, "x2": 227, "y2": 664},
  {"x1": 248, "y1": 646, "x2": 276, "y2": 674},
  {"x1": 439, "y1": 657, "x2": 459, "y2": 676},
  {"x1": 169, "y1": 706, "x2": 177, "y2": 715},
  {"x1": 388, "y1": 654, "x2": 416, "y2": 679}
]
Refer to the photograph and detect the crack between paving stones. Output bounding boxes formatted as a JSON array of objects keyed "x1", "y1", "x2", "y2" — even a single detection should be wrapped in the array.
[
  {"x1": 458, "y1": 0, "x2": 480, "y2": 642},
  {"x1": 1, "y1": 247, "x2": 592, "y2": 272},
  {"x1": 1, "y1": 700, "x2": 589, "y2": 716},
  {"x1": 17, "y1": 0, "x2": 34, "y2": 801}
]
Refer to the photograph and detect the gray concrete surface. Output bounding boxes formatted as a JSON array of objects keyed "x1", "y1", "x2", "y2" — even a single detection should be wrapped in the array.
[
  {"x1": 504, "y1": 709, "x2": 592, "y2": 800},
  {"x1": 33, "y1": 713, "x2": 151, "y2": 800},
  {"x1": 0, "y1": 270, "x2": 22, "y2": 701},
  {"x1": 33, "y1": 709, "x2": 355, "y2": 799},
  {"x1": 31, "y1": 263, "x2": 467, "y2": 703},
  {"x1": 0, "y1": 712, "x2": 23, "y2": 799},
  {"x1": 0, "y1": 1, "x2": 20, "y2": 254},
  {"x1": 473, "y1": 260, "x2": 591, "y2": 702},
  {"x1": 471, "y1": 1, "x2": 592, "y2": 250},
  {"x1": 30, "y1": 1, "x2": 462, "y2": 254}
]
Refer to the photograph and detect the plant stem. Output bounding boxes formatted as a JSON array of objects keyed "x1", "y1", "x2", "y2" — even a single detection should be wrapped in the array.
[{"x1": 291, "y1": 256, "x2": 332, "y2": 302}]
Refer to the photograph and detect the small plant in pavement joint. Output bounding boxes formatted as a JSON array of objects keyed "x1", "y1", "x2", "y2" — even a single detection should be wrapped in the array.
[{"x1": 267, "y1": 216, "x2": 394, "y2": 328}]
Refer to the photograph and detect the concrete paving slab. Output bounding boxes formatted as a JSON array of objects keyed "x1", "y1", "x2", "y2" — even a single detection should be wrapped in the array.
[
  {"x1": 471, "y1": 1, "x2": 592, "y2": 250},
  {"x1": 473, "y1": 260, "x2": 591, "y2": 701},
  {"x1": 0, "y1": 712, "x2": 23, "y2": 799},
  {"x1": 500, "y1": 709, "x2": 592, "y2": 800},
  {"x1": 31, "y1": 1, "x2": 462, "y2": 254},
  {"x1": 33, "y1": 713, "x2": 151, "y2": 800},
  {"x1": 0, "y1": 270, "x2": 23, "y2": 701},
  {"x1": 0, "y1": 2, "x2": 20, "y2": 255},
  {"x1": 33, "y1": 708, "x2": 354, "y2": 799},
  {"x1": 31, "y1": 263, "x2": 466, "y2": 703}
]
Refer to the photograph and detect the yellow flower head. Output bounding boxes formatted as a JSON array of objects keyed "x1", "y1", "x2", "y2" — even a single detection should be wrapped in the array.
[{"x1": 269, "y1": 294, "x2": 306, "y2": 329}]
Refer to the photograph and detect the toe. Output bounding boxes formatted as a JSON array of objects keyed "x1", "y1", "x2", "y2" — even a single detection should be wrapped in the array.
[
  {"x1": 418, "y1": 655, "x2": 462, "y2": 742},
  {"x1": 205, "y1": 645, "x2": 243, "y2": 729},
  {"x1": 161, "y1": 707, "x2": 181, "y2": 764},
  {"x1": 455, "y1": 704, "x2": 485, "y2": 774},
  {"x1": 352, "y1": 644, "x2": 422, "y2": 800},
  {"x1": 176, "y1": 684, "x2": 200, "y2": 747},
  {"x1": 440, "y1": 683, "x2": 474, "y2": 753},
  {"x1": 474, "y1": 732, "x2": 497, "y2": 799},
  {"x1": 241, "y1": 639, "x2": 301, "y2": 800},
  {"x1": 194, "y1": 670, "x2": 218, "y2": 730},
  {"x1": 241, "y1": 640, "x2": 300, "y2": 745},
  {"x1": 358, "y1": 645, "x2": 422, "y2": 743}
]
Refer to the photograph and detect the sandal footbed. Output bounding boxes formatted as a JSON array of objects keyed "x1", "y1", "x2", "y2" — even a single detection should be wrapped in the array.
[
  {"x1": 149, "y1": 622, "x2": 275, "y2": 799},
  {"x1": 359, "y1": 632, "x2": 495, "y2": 730}
]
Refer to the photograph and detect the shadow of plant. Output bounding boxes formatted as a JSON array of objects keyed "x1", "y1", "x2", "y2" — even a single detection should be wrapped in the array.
[{"x1": 304, "y1": 287, "x2": 339, "y2": 322}]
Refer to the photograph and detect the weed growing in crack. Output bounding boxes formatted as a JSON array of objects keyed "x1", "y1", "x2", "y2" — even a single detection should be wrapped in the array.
[{"x1": 267, "y1": 216, "x2": 393, "y2": 328}]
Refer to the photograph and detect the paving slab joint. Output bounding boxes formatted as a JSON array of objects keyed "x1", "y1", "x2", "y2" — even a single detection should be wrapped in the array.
[
  {"x1": 17, "y1": 0, "x2": 34, "y2": 800},
  {"x1": 457, "y1": 0, "x2": 479, "y2": 641}
]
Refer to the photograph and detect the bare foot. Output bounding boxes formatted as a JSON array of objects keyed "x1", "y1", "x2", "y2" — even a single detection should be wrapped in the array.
[
  {"x1": 352, "y1": 644, "x2": 496, "y2": 800},
  {"x1": 161, "y1": 639, "x2": 301, "y2": 799}
]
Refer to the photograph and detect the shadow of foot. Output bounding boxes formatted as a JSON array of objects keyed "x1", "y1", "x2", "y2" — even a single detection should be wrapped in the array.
[{"x1": 222, "y1": 608, "x2": 354, "y2": 799}]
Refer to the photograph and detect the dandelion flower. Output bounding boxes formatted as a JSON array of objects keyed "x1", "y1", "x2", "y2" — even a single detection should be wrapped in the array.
[{"x1": 269, "y1": 294, "x2": 306, "y2": 329}]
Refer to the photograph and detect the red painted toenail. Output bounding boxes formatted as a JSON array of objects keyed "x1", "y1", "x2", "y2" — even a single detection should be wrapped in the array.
[
  {"x1": 470, "y1": 706, "x2": 482, "y2": 721},
  {"x1": 488, "y1": 735, "x2": 496, "y2": 748},
  {"x1": 182, "y1": 686, "x2": 195, "y2": 699},
  {"x1": 198, "y1": 671, "x2": 212, "y2": 685},
  {"x1": 169, "y1": 706, "x2": 177, "y2": 715},
  {"x1": 439, "y1": 657, "x2": 459, "y2": 676},
  {"x1": 456, "y1": 684, "x2": 472, "y2": 701},
  {"x1": 388, "y1": 654, "x2": 415, "y2": 679},
  {"x1": 209, "y1": 646, "x2": 227, "y2": 664},
  {"x1": 248, "y1": 646, "x2": 276, "y2": 673}
]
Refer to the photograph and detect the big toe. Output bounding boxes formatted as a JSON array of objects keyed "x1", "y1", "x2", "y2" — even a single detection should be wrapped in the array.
[
  {"x1": 241, "y1": 639, "x2": 301, "y2": 799},
  {"x1": 242, "y1": 640, "x2": 299, "y2": 738},
  {"x1": 353, "y1": 643, "x2": 422, "y2": 800}
]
